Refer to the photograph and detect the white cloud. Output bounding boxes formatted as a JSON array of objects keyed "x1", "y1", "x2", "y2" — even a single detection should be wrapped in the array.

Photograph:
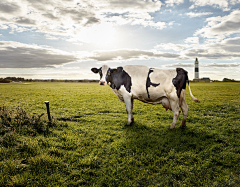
[
  {"x1": 154, "y1": 43, "x2": 186, "y2": 51},
  {"x1": 186, "y1": 11, "x2": 213, "y2": 18},
  {"x1": 0, "y1": 41, "x2": 78, "y2": 68},
  {"x1": 190, "y1": 0, "x2": 240, "y2": 10},
  {"x1": 96, "y1": 0, "x2": 162, "y2": 14},
  {"x1": 87, "y1": 49, "x2": 180, "y2": 61},
  {"x1": 0, "y1": 0, "x2": 21, "y2": 14},
  {"x1": 104, "y1": 12, "x2": 167, "y2": 30},
  {"x1": 203, "y1": 62, "x2": 240, "y2": 68},
  {"x1": 189, "y1": 0, "x2": 229, "y2": 10},
  {"x1": 164, "y1": 63, "x2": 194, "y2": 68},
  {"x1": 164, "y1": 62, "x2": 240, "y2": 69},
  {"x1": 0, "y1": 0, "x2": 167, "y2": 45},
  {"x1": 165, "y1": 0, "x2": 184, "y2": 7},
  {"x1": 184, "y1": 48, "x2": 240, "y2": 59},
  {"x1": 184, "y1": 37, "x2": 199, "y2": 44},
  {"x1": 195, "y1": 10, "x2": 240, "y2": 41}
]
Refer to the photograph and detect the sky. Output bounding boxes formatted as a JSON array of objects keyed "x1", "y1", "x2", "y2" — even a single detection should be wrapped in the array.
[{"x1": 0, "y1": 0, "x2": 240, "y2": 81}]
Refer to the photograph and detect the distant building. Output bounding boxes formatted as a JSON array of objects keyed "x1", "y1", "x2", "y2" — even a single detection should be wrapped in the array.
[
  {"x1": 194, "y1": 58, "x2": 199, "y2": 79},
  {"x1": 193, "y1": 77, "x2": 211, "y2": 83},
  {"x1": 193, "y1": 58, "x2": 211, "y2": 82}
]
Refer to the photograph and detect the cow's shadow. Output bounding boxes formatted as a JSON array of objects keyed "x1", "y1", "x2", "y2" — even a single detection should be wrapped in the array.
[{"x1": 121, "y1": 121, "x2": 216, "y2": 156}]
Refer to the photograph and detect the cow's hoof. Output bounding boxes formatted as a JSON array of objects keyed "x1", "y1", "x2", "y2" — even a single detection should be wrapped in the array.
[
  {"x1": 180, "y1": 125, "x2": 186, "y2": 128},
  {"x1": 169, "y1": 126, "x2": 175, "y2": 130},
  {"x1": 126, "y1": 118, "x2": 134, "y2": 125},
  {"x1": 131, "y1": 118, "x2": 134, "y2": 123}
]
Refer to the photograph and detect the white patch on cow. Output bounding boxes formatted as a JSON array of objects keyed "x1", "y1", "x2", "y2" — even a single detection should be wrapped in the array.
[
  {"x1": 122, "y1": 65, "x2": 149, "y2": 99},
  {"x1": 100, "y1": 64, "x2": 109, "y2": 85},
  {"x1": 123, "y1": 66, "x2": 178, "y2": 105}
]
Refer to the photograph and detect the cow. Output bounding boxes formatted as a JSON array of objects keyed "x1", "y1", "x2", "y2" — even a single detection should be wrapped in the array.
[{"x1": 91, "y1": 65, "x2": 200, "y2": 129}]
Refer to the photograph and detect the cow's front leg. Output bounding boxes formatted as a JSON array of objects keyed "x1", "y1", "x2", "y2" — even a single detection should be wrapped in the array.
[
  {"x1": 125, "y1": 97, "x2": 133, "y2": 125},
  {"x1": 121, "y1": 88, "x2": 133, "y2": 125}
]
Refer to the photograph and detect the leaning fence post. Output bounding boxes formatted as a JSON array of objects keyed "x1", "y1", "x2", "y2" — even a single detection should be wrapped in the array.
[{"x1": 44, "y1": 101, "x2": 51, "y2": 122}]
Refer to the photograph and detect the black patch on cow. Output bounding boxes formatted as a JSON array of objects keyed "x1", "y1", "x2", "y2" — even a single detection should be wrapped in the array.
[
  {"x1": 146, "y1": 68, "x2": 160, "y2": 98},
  {"x1": 106, "y1": 67, "x2": 132, "y2": 93},
  {"x1": 91, "y1": 67, "x2": 103, "y2": 79},
  {"x1": 172, "y1": 68, "x2": 189, "y2": 98}
]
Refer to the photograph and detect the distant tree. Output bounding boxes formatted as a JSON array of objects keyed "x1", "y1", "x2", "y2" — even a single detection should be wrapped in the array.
[
  {"x1": 222, "y1": 78, "x2": 237, "y2": 82},
  {"x1": 0, "y1": 78, "x2": 11, "y2": 83},
  {"x1": 6, "y1": 77, "x2": 25, "y2": 82}
]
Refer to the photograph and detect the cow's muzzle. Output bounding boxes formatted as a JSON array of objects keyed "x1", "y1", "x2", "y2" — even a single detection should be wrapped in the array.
[{"x1": 99, "y1": 81, "x2": 106, "y2": 85}]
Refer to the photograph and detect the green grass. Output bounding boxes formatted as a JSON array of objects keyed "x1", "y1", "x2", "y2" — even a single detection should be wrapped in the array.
[{"x1": 0, "y1": 82, "x2": 240, "y2": 186}]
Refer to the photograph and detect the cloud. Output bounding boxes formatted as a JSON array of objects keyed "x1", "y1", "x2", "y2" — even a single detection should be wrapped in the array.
[
  {"x1": 0, "y1": 41, "x2": 183, "y2": 69},
  {"x1": 154, "y1": 36, "x2": 240, "y2": 60},
  {"x1": 87, "y1": 49, "x2": 180, "y2": 61},
  {"x1": 184, "y1": 48, "x2": 240, "y2": 59},
  {"x1": 0, "y1": 0, "x2": 167, "y2": 44},
  {"x1": 14, "y1": 17, "x2": 36, "y2": 25},
  {"x1": 223, "y1": 37, "x2": 240, "y2": 45},
  {"x1": 183, "y1": 37, "x2": 240, "y2": 59},
  {"x1": 0, "y1": 41, "x2": 78, "y2": 68},
  {"x1": 164, "y1": 63, "x2": 194, "y2": 68},
  {"x1": 154, "y1": 43, "x2": 186, "y2": 51},
  {"x1": 211, "y1": 10, "x2": 240, "y2": 33},
  {"x1": 184, "y1": 37, "x2": 199, "y2": 44},
  {"x1": 195, "y1": 10, "x2": 240, "y2": 40},
  {"x1": 190, "y1": 0, "x2": 240, "y2": 11},
  {"x1": 97, "y1": 0, "x2": 162, "y2": 14},
  {"x1": 164, "y1": 62, "x2": 240, "y2": 69},
  {"x1": 165, "y1": 0, "x2": 184, "y2": 7},
  {"x1": 0, "y1": 0, "x2": 21, "y2": 14},
  {"x1": 189, "y1": 0, "x2": 229, "y2": 10},
  {"x1": 186, "y1": 12, "x2": 213, "y2": 18},
  {"x1": 203, "y1": 62, "x2": 240, "y2": 68}
]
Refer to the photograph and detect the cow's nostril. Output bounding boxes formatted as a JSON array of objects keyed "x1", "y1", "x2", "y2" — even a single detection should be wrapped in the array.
[{"x1": 99, "y1": 81, "x2": 105, "y2": 85}]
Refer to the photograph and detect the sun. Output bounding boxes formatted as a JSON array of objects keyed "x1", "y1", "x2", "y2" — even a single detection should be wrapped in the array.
[{"x1": 75, "y1": 23, "x2": 116, "y2": 47}]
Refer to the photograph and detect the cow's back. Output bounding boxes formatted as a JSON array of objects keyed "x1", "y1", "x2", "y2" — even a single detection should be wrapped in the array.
[{"x1": 122, "y1": 65, "x2": 177, "y2": 103}]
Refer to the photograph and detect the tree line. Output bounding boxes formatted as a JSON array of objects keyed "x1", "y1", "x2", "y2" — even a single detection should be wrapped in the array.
[
  {"x1": 0, "y1": 76, "x2": 239, "y2": 83},
  {"x1": 0, "y1": 77, "x2": 98, "y2": 83}
]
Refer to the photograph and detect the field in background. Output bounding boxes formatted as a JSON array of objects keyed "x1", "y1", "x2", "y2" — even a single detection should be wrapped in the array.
[{"x1": 0, "y1": 82, "x2": 240, "y2": 186}]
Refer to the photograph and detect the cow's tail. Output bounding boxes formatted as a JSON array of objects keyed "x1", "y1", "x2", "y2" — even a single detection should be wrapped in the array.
[{"x1": 187, "y1": 81, "x2": 200, "y2": 102}]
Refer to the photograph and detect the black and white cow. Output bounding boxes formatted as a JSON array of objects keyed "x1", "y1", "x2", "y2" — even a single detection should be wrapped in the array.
[{"x1": 91, "y1": 65, "x2": 200, "y2": 129}]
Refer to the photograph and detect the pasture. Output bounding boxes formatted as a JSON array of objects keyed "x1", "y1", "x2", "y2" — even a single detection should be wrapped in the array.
[{"x1": 0, "y1": 82, "x2": 240, "y2": 186}]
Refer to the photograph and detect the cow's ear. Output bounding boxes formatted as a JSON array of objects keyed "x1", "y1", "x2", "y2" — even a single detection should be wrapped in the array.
[
  {"x1": 117, "y1": 67, "x2": 123, "y2": 72},
  {"x1": 91, "y1": 68, "x2": 99, "y2": 73},
  {"x1": 111, "y1": 68, "x2": 118, "y2": 74}
]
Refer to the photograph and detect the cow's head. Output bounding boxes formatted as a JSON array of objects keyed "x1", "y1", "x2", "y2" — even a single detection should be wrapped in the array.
[{"x1": 91, "y1": 65, "x2": 110, "y2": 85}]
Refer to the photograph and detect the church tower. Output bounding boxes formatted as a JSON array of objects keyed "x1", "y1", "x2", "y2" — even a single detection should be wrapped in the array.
[{"x1": 195, "y1": 58, "x2": 199, "y2": 79}]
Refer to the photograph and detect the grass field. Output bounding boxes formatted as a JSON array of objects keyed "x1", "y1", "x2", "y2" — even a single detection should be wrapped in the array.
[{"x1": 0, "y1": 82, "x2": 240, "y2": 186}]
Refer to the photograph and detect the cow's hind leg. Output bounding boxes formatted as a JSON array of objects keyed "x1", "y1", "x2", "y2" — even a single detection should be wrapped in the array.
[
  {"x1": 180, "y1": 97, "x2": 189, "y2": 128},
  {"x1": 179, "y1": 89, "x2": 189, "y2": 128},
  {"x1": 131, "y1": 98, "x2": 134, "y2": 123},
  {"x1": 169, "y1": 97, "x2": 180, "y2": 130}
]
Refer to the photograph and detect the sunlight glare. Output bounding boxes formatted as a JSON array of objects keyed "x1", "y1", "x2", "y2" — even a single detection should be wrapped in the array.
[{"x1": 75, "y1": 23, "x2": 116, "y2": 46}]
